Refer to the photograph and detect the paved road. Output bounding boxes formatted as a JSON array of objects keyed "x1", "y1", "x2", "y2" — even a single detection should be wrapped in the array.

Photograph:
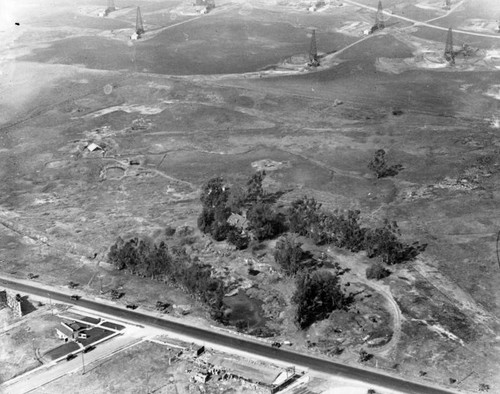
[
  {"x1": 2, "y1": 334, "x2": 143, "y2": 394},
  {"x1": 0, "y1": 277, "x2": 459, "y2": 394}
]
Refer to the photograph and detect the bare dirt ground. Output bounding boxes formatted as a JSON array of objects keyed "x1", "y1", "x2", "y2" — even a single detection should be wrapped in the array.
[{"x1": 2, "y1": 0, "x2": 500, "y2": 393}]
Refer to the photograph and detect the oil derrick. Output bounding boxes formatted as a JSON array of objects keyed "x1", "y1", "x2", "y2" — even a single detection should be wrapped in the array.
[
  {"x1": 444, "y1": 27, "x2": 455, "y2": 64},
  {"x1": 443, "y1": 0, "x2": 451, "y2": 10},
  {"x1": 375, "y1": 0, "x2": 385, "y2": 30},
  {"x1": 309, "y1": 29, "x2": 320, "y2": 67},
  {"x1": 105, "y1": 0, "x2": 116, "y2": 16},
  {"x1": 136, "y1": 7, "x2": 145, "y2": 36}
]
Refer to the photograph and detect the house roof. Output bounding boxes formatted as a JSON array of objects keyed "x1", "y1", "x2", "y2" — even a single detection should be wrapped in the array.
[
  {"x1": 86, "y1": 143, "x2": 102, "y2": 152},
  {"x1": 63, "y1": 321, "x2": 88, "y2": 332},
  {"x1": 56, "y1": 324, "x2": 74, "y2": 337}
]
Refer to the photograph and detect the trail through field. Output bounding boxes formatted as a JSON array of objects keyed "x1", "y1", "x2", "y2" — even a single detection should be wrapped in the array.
[
  {"x1": 343, "y1": 0, "x2": 500, "y2": 39},
  {"x1": 326, "y1": 250, "x2": 403, "y2": 359}
]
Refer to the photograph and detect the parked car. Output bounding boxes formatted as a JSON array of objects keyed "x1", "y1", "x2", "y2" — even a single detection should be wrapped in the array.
[
  {"x1": 28, "y1": 273, "x2": 39, "y2": 279},
  {"x1": 83, "y1": 346, "x2": 95, "y2": 353},
  {"x1": 70, "y1": 295, "x2": 81, "y2": 301},
  {"x1": 66, "y1": 354, "x2": 77, "y2": 361},
  {"x1": 126, "y1": 304, "x2": 138, "y2": 310},
  {"x1": 271, "y1": 342, "x2": 282, "y2": 348},
  {"x1": 68, "y1": 281, "x2": 79, "y2": 289}
]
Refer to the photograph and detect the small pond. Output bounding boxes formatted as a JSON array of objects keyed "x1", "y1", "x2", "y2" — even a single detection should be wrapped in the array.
[{"x1": 223, "y1": 290, "x2": 267, "y2": 329}]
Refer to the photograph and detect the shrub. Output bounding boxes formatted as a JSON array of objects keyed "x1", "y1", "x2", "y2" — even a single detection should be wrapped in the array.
[
  {"x1": 368, "y1": 149, "x2": 403, "y2": 178},
  {"x1": 358, "y1": 349, "x2": 373, "y2": 363},
  {"x1": 165, "y1": 225, "x2": 176, "y2": 237},
  {"x1": 176, "y1": 225, "x2": 194, "y2": 237},
  {"x1": 366, "y1": 263, "x2": 391, "y2": 280}
]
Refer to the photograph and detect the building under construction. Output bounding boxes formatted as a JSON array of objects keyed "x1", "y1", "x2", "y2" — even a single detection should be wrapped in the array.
[{"x1": 308, "y1": 29, "x2": 320, "y2": 67}]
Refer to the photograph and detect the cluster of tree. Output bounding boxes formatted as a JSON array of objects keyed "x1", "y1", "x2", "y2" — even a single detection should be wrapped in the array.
[
  {"x1": 363, "y1": 220, "x2": 426, "y2": 265},
  {"x1": 197, "y1": 172, "x2": 285, "y2": 247},
  {"x1": 286, "y1": 196, "x2": 426, "y2": 266},
  {"x1": 368, "y1": 149, "x2": 403, "y2": 179},
  {"x1": 107, "y1": 237, "x2": 225, "y2": 320},
  {"x1": 287, "y1": 197, "x2": 365, "y2": 251},
  {"x1": 292, "y1": 270, "x2": 353, "y2": 329}
]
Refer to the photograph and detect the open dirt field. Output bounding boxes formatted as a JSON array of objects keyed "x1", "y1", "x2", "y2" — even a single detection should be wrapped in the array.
[{"x1": 2, "y1": 0, "x2": 500, "y2": 392}]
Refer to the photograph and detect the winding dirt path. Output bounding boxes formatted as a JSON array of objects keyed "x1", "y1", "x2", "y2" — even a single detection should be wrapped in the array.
[{"x1": 326, "y1": 249, "x2": 403, "y2": 359}]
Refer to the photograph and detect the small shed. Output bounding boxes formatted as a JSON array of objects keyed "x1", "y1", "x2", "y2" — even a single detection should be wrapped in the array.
[{"x1": 86, "y1": 142, "x2": 103, "y2": 152}]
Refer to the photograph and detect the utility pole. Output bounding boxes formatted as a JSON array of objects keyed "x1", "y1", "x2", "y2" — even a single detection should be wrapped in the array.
[
  {"x1": 48, "y1": 293, "x2": 53, "y2": 315},
  {"x1": 81, "y1": 347, "x2": 85, "y2": 374}
]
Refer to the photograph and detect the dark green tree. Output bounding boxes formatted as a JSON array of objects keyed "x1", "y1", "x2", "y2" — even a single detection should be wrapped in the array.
[
  {"x1": 293, "y1": 270, "x2": 352, "y2": 329},
  {"x1": 274, "y1": 235, "x2": 306, "y2": 275},
  {"x1": 200, "y1": 176, "x2": 229, "y2": 209},
  {"x1": 246, "y1": 170, "x2": 266, "y2": 204},
  {"x1": 247, "y1": 202, "x2": 284, "y2": 240},
  {"x1": 287, "y1": 196, "x2": 322, "y2": 236}
]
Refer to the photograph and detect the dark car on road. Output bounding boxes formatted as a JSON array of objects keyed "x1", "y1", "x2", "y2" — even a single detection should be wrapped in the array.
[
  {"x1": 83, "y1": 346, "x2": 96, "y2": 353},
  {"x1": 70, "y1": 295, "x2": 81, "y2": 301},
  {"x1": 66, "y1": 354, "x2": 77, "y2": 361},
  {"x1": 126, "y1": 304, "x2": 138, "y2": 310}
]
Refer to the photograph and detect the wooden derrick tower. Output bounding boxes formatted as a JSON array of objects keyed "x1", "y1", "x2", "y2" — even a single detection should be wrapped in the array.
[
  {"x1": 444, "y1": 27, "x2": 455, "y2": 64},
  {"x1": 105, "y1": 0, "x2": 116, "y2": 16},
  {"x1": 309, "y1": 29, "x2": 320, "y2": 67},
  {"x1": 136, "y1": 7, "x2": 145, "y2": 36},
  {"x1": 375, "y1": 0, "x2": 385, "y2": 30}
]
